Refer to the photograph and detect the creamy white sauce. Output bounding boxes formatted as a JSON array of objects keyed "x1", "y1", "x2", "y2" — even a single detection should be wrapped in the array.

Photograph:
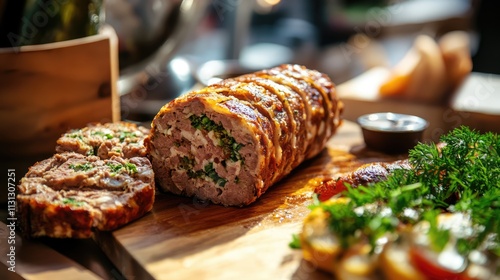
[
  {"x1": 413, "y1": 213, "x2": 470, "y2": 272},
  {"x1": 437, "y1": 242, "x2": 467, "y2": 272}
]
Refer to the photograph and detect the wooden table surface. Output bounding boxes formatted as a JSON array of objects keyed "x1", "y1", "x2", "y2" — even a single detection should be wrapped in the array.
[
  {"x1": 2, "y1": 120, "x2": 405, "y2": 280},
  {"x1": 93, "y1": 121, "x2": 407, "y2": 280}
]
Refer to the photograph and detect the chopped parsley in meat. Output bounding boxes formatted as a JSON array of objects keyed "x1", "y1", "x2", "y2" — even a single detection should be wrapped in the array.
[
  {"x1": 183, "y1": 160, "x2": 228, "y2": 188},
  {"x1": 67, "y1": 131, "x2": 84, "y2": 140},
  {"x1": 91, "y1": 131, "x2": 114, "y2": 139},
  {"x1": 69, "y1": 163, "x2": 93, "y2": 172},
  {"x1": 180, "y1": 156, "x2": 195, "y2": 170},
  {"x1": 61, "y1": 197, "x2": 85, "y2": 206},
  {"x1": 189, "y1": 114, "x2": 244, "y2": 162},
  {"x1": 106, "y1": 162, "x2": 138, "y2": 174},
  {"x1": 119, "y1": 131, "x2": 137, "y2": 142},
  {"x1": 89, "y1": 129, "x2": 139, "y2": 142},
  {"x1": 204, "y1": 162, "x2": 228, "y2": 187}
]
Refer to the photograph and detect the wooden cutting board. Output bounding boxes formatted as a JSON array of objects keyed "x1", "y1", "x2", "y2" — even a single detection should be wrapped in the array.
[
  {"x1": 94, "y1": 121, "x2": 404, "y2": 280},
  {"x1": 0, "y1": 222, "x2": 102, "y2": 280}
]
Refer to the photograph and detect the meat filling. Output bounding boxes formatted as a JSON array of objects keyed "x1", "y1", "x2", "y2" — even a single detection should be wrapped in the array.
[
  {"x1": 149, "y1": 95, "x2": 271, "y2": 206},
  {"x1": 17, "y1": 152, "x2": 155, "y2": 238}
]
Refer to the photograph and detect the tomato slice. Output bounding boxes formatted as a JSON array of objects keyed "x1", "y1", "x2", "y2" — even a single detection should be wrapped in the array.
[
  {"x1": 315, "y1": 179, "x2": 347, "y2": 202},
  {"x1": 409, "y1": 246, "x2": 463, "y2": 280}
]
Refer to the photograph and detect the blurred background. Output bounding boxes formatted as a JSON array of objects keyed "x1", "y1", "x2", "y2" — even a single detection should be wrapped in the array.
[
  {"x1": 100, "y1": 0, "x2": 497, "y2": 122},
  {"x1": 1, "y1": 0, "x2": 498, "y2": 121}
]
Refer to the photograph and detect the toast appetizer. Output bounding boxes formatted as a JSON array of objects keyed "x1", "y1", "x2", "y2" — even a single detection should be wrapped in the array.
[{"x1": 295, "y1": 126, "x2": 500, "y2": 280}]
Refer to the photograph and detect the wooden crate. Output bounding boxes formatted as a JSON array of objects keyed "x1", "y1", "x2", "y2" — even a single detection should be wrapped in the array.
[{"x1": 0, "y1": 26, "x2": 120, "y2": 158}]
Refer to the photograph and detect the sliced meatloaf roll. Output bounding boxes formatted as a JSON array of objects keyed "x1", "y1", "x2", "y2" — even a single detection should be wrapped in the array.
[
  {"x1": 147, "y1": 64, "x2": 343, "y2": 206},
  {"x1": 17, "y1": 152, "x2": 155, "y2": 238},
  {"x1": 56, "y1": 122, "x2": 150, "y2": 159}
]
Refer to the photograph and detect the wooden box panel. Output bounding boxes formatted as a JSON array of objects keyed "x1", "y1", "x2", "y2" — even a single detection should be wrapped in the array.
[{"x1": 0, "y1": 26, "x2": 120, "y2": 158}]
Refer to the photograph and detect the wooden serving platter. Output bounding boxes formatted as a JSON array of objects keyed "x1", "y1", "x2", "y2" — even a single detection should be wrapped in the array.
[{"x1": 94, "y1": 121, "x2": 404, "y2": 280}]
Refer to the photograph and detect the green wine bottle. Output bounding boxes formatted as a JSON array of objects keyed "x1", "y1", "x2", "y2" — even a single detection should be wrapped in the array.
[{"x1": 17, "y1": 0, "x2": 103, "y2": 46}]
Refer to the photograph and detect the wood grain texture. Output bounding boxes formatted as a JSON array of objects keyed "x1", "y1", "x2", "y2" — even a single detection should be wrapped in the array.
[
  {"x1": 0, "y1": 26, "x2": 120, "y2": 158},
  {"x1": 95, "y1": 121, "x2": 404, "y2": 280},
  {"x1": 0, "y1": 222, "x2": 101, "y2": 280}
]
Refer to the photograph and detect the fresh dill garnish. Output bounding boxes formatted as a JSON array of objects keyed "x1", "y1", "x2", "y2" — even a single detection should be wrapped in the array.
[
  {"x1": 308, "y1": 126, "x2": 499, "y2": 255},
  {"x1": 409, "y1": 126, "x2": 499, "y2": 202}
]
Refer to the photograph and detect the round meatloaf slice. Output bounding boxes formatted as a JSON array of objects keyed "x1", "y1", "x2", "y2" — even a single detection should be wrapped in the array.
[
  {"x1": 56, "y1": 122, "x2": 150, "y2": 159},
  {"x1": 147, "y1": 64, "x2": 343, "y2": 206},
  {"x1": 148, "y1": 93, "x2": 275, "y2": 206},
  {"x1": 16, "y1": 152, "x2": 155, "y2": 238}
]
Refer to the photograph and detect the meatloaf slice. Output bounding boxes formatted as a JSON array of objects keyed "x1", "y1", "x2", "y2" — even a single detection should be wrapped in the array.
[
  {"x1": 147, "y1": 93, "x2": 274, "y2": 206},
  {"x1": 17, "y1": 152, "x2": 155, "y2": 238},
  {"x1": 56, "y1": 122, "x2": 150, "y2": 159}
]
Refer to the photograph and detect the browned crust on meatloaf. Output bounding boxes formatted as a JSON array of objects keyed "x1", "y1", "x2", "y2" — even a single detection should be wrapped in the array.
[
  {"x1": 56, "y1": 122, "x2": 150, "y2": 159},
  {"x1": 339, "y1": 160, "x2": 412, "y2": 187},
  {"x1": 232, "y1": 76, "x2": 307, "y2": 179},
  {"x1": 204, "y1": 80, "x2": 292, "y2": 182},
  {"x1": 274, "y1": 64, "x2": 342, "y2": 158},
  {"x1": 147, "y1": 64, "x2": 343, "y2": 206},
  {"x1": 17, "y1": 152, "x2": 155, "y2": 238}
]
